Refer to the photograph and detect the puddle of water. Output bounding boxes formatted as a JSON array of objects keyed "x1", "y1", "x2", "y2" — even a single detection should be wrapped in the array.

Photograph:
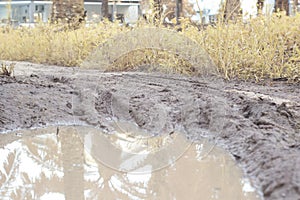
[
  {"x1": 0, "y1": 126, "x2": 261, "y2": 200},
  {"x1": 85, "y1": 121, "x2": 192, "y2": 173}
]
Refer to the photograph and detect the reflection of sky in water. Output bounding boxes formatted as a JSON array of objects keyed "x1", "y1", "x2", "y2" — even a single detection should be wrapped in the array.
[
  {"x1": 0, "y1": 127, "x2": 261, "y2": 200},
  {"x1": 40, "y1": 193, "x2": 64, "y2": 200},
  {"x1": 0, "y1": 134, "x2": 64, "y2": 200}
]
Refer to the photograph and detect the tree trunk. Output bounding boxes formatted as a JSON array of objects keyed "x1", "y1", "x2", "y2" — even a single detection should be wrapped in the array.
[
  {"x1": 276, "y1": 0, "x2": 299, "y2": 15},
  {"x1": 224, "y1": 0, "x2": 241, "y2": 22},
  {"x1": 102, "y1": 0, "x2": 109, "y2": 19},
  {"x1": 257, "y1": 0, "x2": 264, "y2": 14},
  {"x1": 153, "y1": 0, "x2": 162, "y2": 23},
  {"x1": 51, "y1": 0, "x2": 85, "y2": 26}
]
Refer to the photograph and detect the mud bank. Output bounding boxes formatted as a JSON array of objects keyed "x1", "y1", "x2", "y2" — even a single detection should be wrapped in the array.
[{"x1": 0, "y1": 62, "x2": 299, "y2": 200}]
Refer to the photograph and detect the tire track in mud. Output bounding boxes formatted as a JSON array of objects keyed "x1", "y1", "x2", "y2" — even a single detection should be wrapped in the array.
[
  {"x1": 0, "y1": 66, "x2": 300, "y2": 200},
  {"x1": 222, "y1": 91, "x2": 300, "y2": 200},
  {"x1": 71, "y1": 73, "x2": 300, "y2": 199}
]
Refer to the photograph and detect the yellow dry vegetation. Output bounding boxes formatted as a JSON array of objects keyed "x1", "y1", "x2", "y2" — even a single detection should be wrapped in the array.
[
  {"x1": 184, "y1": 14, "x2": 300, "y2": 81},
  {"x1": 111, "y1": 48, "x2": 193, "y2": 75},
  {"x1": 0, "y1": 20, "x2": 123, "y2": 66},
  {"x1": 0, "y1": 14, "x2": 299, "y2": 82}
]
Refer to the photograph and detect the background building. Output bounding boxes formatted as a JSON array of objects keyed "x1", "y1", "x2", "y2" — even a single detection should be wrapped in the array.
[
  {"x1": 0, "y1": 0, "x2": 140, "y2": 25},
  {"x1": 0, "y1": 0, "x2": 52, "y2": 23},
  {"x1": 190, "y1": 0, "x2": 300, "y2": 24},
  {"x1": 84, "y1": 0, "x2": 140, "y2": 23},
  {"x1": 0, "y1": 0, "x2": 299, "y2": 26}
]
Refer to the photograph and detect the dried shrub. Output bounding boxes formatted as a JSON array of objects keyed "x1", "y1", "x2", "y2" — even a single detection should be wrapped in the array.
[
  {"x1": 0, "y1": 62, "x2": 15, "y2": 76},
  {"x1": 0, "y1": 14, "x2": 299, "y2": 82}
]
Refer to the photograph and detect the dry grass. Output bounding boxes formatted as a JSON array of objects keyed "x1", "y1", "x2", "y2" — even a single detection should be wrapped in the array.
[
  {"x1": 111, "y1": 48, "x2": 193, "y2": 75},
  {"x1": 0, "y1": 14, "x2": 299, "y2": 82},
  {"x1": 0, "y1": 20, "x2": 123, "y2": 66},
  {"x1": 184, "y1": 14, "x2": 300, "y2": 82},
  {"x1": 0, "y1": 62, "x2": 15, "y2": 76}
]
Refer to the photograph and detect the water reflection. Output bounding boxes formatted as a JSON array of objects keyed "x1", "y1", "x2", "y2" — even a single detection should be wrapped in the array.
[
  {"x1": 0, "y1": 126, "x2": 261, "y2": 200},
  {"x1": 82, "y1": 122, "x2": 191, "y2": 173}
]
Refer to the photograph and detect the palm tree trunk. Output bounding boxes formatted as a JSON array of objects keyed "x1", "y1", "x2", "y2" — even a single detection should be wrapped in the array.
[
  {"x1": 153, "y1": 0, "x2": 162, "y2": 23},
  {"x1": 224, "y1": 0, "x2": 241, "y2": 22},
  {"x1": 51, "y1": 0, "x2": 85, "y2": 25},
  {"x1": 280, "y1": 0, "x2": 298, "y2": 15},
  {"x1": 102, "y1": 0, "x2": 109, "y2": 19}
]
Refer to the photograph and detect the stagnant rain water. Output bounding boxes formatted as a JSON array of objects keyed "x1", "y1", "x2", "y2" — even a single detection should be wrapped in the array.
[{"x1": 0, "y1": 125, "x2": 261, "y2": 200}]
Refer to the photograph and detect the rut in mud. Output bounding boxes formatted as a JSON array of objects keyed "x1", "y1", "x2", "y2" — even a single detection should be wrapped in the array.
[{"x1": 0, "y1": 62, "x2": 300, "y2": 200}]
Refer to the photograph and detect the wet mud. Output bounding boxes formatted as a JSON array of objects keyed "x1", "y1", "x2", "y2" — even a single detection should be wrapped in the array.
[
  {"x1": 0, "y1": 62, "x2": 300, "y2": 200},
  {"x1": 0, "y1": 126, "x2": 260, "y2": 200}
]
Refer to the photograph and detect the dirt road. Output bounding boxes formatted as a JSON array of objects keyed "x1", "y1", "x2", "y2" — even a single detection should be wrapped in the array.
[{"x1": 0, "y1": 61, "x2": 299, "y2": 200}]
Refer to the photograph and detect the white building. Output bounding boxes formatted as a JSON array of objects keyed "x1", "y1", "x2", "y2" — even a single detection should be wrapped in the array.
[
  {"x1": 190, "y1": 0, "x2": 295, "y2": 24},
  {"x1": 190, "y1": 0, "x2": 222, "y2": 23},
  {"x1": 0, "y1": 1, "x2": 52, "y2": 24},
  {"x1": 0, "y1": 0, "x2": 140, "y2": 25},
  {"x1": 83, "y1": 0, "x2": 140, "y2": 23}
]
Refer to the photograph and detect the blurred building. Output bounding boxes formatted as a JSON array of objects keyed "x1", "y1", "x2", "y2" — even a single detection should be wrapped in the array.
[
  {"x1": 190, "y1": 0, "x2": 300, "y2": 24},
  {"x1": 0, "y1": 0, "x2": 52, "y2": 24},
  {"x1": 190, "y1": 0, "x2": 221, "y2": 24},
  {"x1": 0, "y1": 0, "x2": 140, "y2": 25},
  {"x1": 84, "y1": 0, "x2": 140, "y2": 23},
  {"x1": 0, "y1": 0, "x2": 299, "y2": 26},
  {"x1": 276, "y1": 0, "x2": 300, "y2": 15}
]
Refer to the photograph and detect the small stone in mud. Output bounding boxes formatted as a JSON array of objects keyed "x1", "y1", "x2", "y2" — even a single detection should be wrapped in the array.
[
  {"x1": 30, "y1": 74, "x2": 39, "y2": 78},
  {"x1": 66, "y1": 102, "x2": 72, "y2": 109}
]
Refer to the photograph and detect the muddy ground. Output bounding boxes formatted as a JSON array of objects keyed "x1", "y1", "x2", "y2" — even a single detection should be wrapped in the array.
[{"x1": 0, "y1": 61, "x2": 299, "y2": 200}]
